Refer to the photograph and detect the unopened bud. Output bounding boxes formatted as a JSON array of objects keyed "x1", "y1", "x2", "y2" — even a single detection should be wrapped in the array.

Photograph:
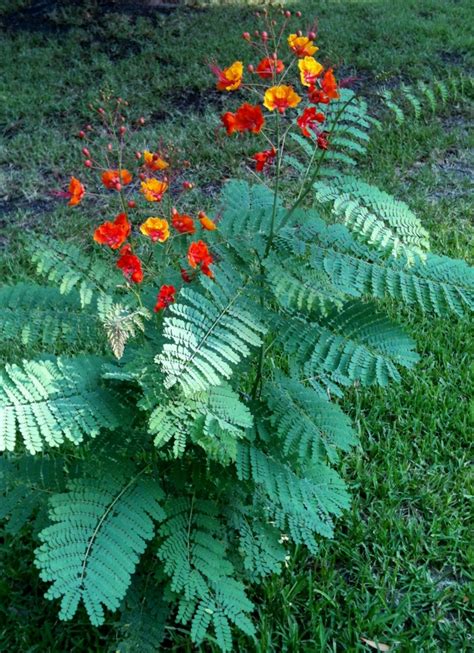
[
  {"x1": 296, "y1": 11, "x2": 302, "y2": 17},
  {"x1": 78, "y1": 130, "x2": 86, "y2": 139},
  {"x1": 308, "y1": 31, "x2": 316, "y2": 40},
  {"x1": 135, "y1": 151, "x2": 142, "y2": 160},
  {"x1": 82, "y1": 147, "x2": 90, "y2": 157},
  {"x1": 115, "y1": 182, "x2": 122, "y2": 191},
  {"x1": 127, "y1": 200, "x2": 136, "y2": 208},
  {"x1": 261, "y1": 31, "x2": 268, "y2": 42},
  {"x1": 119, "y1": 126, "x2": 126, "y2": 136},
  {"x1": 138, "y1": 116, "x2": 145, "y2": 125},
  {"x1": 107, "y1": 143, "x2": 113, "y2": 151},
  {"x1": 247, "y1": 64, "x2": 255, "y2": 73},
  {"x1": 272, "y1": 52, "x2": 278, "y2": 60},
  {"x1": 98, "y1": 107, "x2": 105, "y2": 115},
  {"x1": 139, "y1": 173, "x2": 146, "y2": 181},
  {"x1": 86, "y1": 124, "x2": 93, "y2": 131},
  {"x1": 255, "y1": 11, "x2": 260, "y2": 17},
  {"x1": 242, "y1": 31, "x2": 251, "y2": 41},
  {"x1": 284, "y1": 10, "x2": 291, "y2": 18},
  {"x1": 84, "y1": 159, "x2": 92, "y2": 168},
  {"x1": 271, "y1": 20, "x2": 277, "y2": 26},
  {"x1": 297, "y1": 29, "x2": 303, "y2": 36},
  {"x1": 254, "y1": 30, "x2": 259, "y2": 37},
  {"x1": 182, "y1": 181, "x2": 194, "y2": 190}
]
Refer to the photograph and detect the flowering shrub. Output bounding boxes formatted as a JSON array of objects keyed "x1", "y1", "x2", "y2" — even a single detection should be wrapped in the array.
[{"x1": 1, "y1": 7, "x2": 473, "y2": 652}]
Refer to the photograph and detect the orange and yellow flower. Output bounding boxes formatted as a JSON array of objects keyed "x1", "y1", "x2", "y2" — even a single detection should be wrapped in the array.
[
  {"x1": 221, "y1": 103, "x2": 265, "y2": 135},
  {"x1": 172, "y1": 211, "x2": 195, "y2": 234},
  {"x1": 198, "y1": 211, "x2": 217, "y2": 231},
  {"x1": 256, "y1": 57, "x2": 285, "y2": 79},
  {"x1": 141, "y1": 178, "x2": 168, "y2": 202},
  {"x1": 188, "y1": 240, "x2": 214, "y2": 278},
  {"x1": 263, "y1": 86, "x2": 302, "y2": 113},
  {"x1": 154, "y1": 285, "x2": 176, "y2": 312},
  {"x1": 67, "y1": 176, "x2": 85, "y2": 206},
  {"x1": 143, "y1": 150, "x2": 169, "y2": 171},
  {"x1": 298, "y1": 56, "x2": 323, "y2": 87},
  {"x1": 288, "y1": 34, "x2": 318, "y2": 57},
  {"x1": 101, "y1": 169, "x2": 132, "y2": 190},
  {"x1": 117, "y1": 244, "x2": 143, "y2": 284},
  {"x1": 213, "y1": 61, "x2": 243, "y2": 91},
  {"x1": 140, "y1": 217, "x2": 170, "y2": 243},
  {"x1": 93, "y1": 212, "x2": 131, "y2": 250}
]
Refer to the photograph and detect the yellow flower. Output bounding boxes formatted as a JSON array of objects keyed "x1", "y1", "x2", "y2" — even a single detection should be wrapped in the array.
[
  {"x1": 143, "y1": 151, "x2": 169, "y2": 171},
  {"x1": 214, "y1": 61, "x2": 243, "y2": 91},
  {"x1": 298, "y1": 56, "x2": 324, "y2": 87},
  {"x1": 288, "y1": 34, "x2": 318, "y2": 57},
  {"x1": 140, "y1": 178, "x2": 168, "y2": 202},
  {"x1": 198, "y1": 211, "x2": 217, "y2": 231},
  {"x1": 263, "y1": 85, "x2": 302, "y2": 114},
  {"x1": 139, "y1": 217, "x2": 170, "y2": 243}
]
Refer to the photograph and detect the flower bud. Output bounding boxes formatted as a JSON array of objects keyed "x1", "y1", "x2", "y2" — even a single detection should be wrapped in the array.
[
  {"x1": 247, "y1": 64, "x2": 255, "y2": 73},
  {"x1": 182, "y1": 181, "x2": 194, "y2": 190},
  {"x1": 115, "y1": 182, "x2": 122, "y2": 191},
  {"x1": 135, "y1": 151, "x2": 142, "y2": 160},
  {"x1": 296, "y1": 11, "x2": 302, "y2": 17},
  {"x1": 107, "y1": 143, "x2": 113, "y2": 151},
  {"x1": 261, "y1": 31, "x2": 268, "y2": 42},
  {"x1": 284, "y1": 10, "x2": 291, "y2": 18},
  {"x1": 119, "y1": 125, "x2": 126, "y2": 136},
  {"x1": 86, "y1": 124, "x2": 93, "y2": 131},
  {"x1": 81, "y1": 147, "x2": 90, "y2": 157},
  {"x1": 127, "y1": 200, "x2": 136, "y2": 208},
  {"x1": 139, "y1": 173, "x2": 146, "y2": 181},
  {"x1": 297, "y1": 29, "x2": 303, "y2": 36},
  {"x1": 138, "y1": 116, "x2": 145, "y2": 125},
  {"x1": 84, "y1": 159, "x2": 92, "y2": 168},
  {"x1": 242, "y1": 31, "x2": 251, "y2": 41},
  {"x1": 98, "y1": 107, "x2": 105, "y2": 115},
  {"x1": 271, "y1": 20, "x2": 276, "y2": 26},
  {"x1": 78, "y1": 130, "x2": 86, "y2": 139},
  {"x1": 254, "y1": 30, "x2": 259, "y2": 37},
  {"x1": 272, "y1": 52, "x2": 278, "y2": 60},
  {"x1": 255, "y1": 11, "x2": 260, "y2": 17},
  {"x1": 308, "y1": 31, "x2": 316, "y2": 39}
]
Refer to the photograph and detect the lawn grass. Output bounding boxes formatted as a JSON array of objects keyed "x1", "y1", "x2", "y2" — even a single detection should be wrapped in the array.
[{"x1": 0, "y1": 0, "x2": 473, "y2": 651}]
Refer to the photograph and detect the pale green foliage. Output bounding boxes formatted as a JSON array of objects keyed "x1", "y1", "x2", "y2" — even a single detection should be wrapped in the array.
[
  {"x1": 157, "y1": 264, "x2": 266, "y2": 395},
  {"x1": 157, "y1": 497, "x2": 255, "y2": 651},
  {"x1": 0, "y1": 283, "x2": 100, "y2": 351},
  {"x1": 0, "y1": 356, "x2": 125, "y2": 454},
  {"x1": 97, "y1": 294, "x2": 151, "y2": 359},
  {"x1": 35, "y1": 468, "x2": 165, "y2": 625}
]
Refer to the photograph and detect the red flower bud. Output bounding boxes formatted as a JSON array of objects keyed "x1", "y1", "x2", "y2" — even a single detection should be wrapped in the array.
[
  {"x1": 135, "y1": 151, "x2": 142, "y2": 160},
  {"x1": 78, "y1": 130, "x2": 86, "y2": 139},
  {"x1": 182, "y1": 181, "x2": 194, "y2": 190},
  {"x1": 119, "y1": 126, "x2": 126, "y2": 136},
  {"x1": 284, "y1": 10, "x2": 291, "y2": 18},
  {"x1": 247, "y1": 64, "x2": 255, "y2": 73},
  {"x1": 98, "y1": 107, "x2": 105, "y2": 115},
  {"x1": 242, "y1": 31, "x2": 251, "y2": 41},
  {"x1": 115, "y1": 182, "x2": 122, "y2": 191},
  {"x1": 84, "y1": 159, "x2": 92, "y2": 168},
  {"x1": 297, "y1": 29, "x2": 303, "y2": 37},
  {"x1": 272, "y1": 52, "x2": 278, "y2": 60},
  {"x1": 254, "y1": 30, "x2": 259, "y2": 36},
  {"x1": 139, "y1": 172, "x2": 146, "y2": 181},
  {"x1": 127, "y1": 200, "x2": 136, "y2": 208},
  {"x1": 82, "y1": 147, "x2": 90, "y2": 157},
  {"x1": 138, "y1": 117, "x2": 145, "y2": 125},
  {"x1": 86, "y1": 124, "x2": 93, "y2": 131},
  {"x1": 296, "y1": 11, "x2": 302, "y2": 17},
  {"x1": 107, "y1": 143, "x2": 113, "y2": 152},
  {"x1": 261, "y1": 31, "x2": 268, "y2": 41},
  {"x1": 308, "y1": 30, "x2": 316, "y2": 39}
]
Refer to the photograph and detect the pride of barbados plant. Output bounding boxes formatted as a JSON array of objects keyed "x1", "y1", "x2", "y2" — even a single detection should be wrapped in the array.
[{"x1": 1, "y1": 8, "x2": 473, "y2": 651}]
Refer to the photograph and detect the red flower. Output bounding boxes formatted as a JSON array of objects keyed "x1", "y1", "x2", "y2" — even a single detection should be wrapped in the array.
[
  {"x1": 67, "y1": 176, "x2": 85, "y2": 206},
  {"x1": 255, "y1": 57, "x2": 285, "y2": 79},
  {"x1": 307, "y1": 87, "x2": 329, "y2": 104},
  {"x1": 154, "y1": 285, "x2": 176, "y2": 312},
  {"x1": 116, "y1": 244, "x2": 143, "y2": 283},
  {"x1": 252, "y1": 147, "x2": 277, "y2": 172},
  {"x1": 297, "y1": 107, "x2": 326, "y2": 137},
  {"x1": 101, "y1": 169, "x2": 132, "y2": 190},
  {"x1": 172, "y1": 211, "x2": 196, "y2": 234},
  {"x1": 187, "y1": 240, "x2": 214, "y2": 278},
  {"x1": 93, "y1": 212, "x2": 131, "y2": 250},
  {"x1": 321, "y1": 68, "x2": 339, "y2": 100},
  {"x1": 181, "y1": 268, "x2": 192, "y2": 283},
  {"x1": 317, "y1": 132, "x2": 329, "y2": 150},
  {"x1": 221, "y1": 103, "x2": 265, "y2": 135}
]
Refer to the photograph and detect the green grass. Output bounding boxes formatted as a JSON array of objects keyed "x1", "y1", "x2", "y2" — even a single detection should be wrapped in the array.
[{"x1": 1, "y1": 0, "x2": 473, "y2": 651}]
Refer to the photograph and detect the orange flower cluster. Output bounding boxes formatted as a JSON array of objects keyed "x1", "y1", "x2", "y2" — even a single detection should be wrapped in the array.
[{"x1": 214, "y1": 8, "x2": 340, "y2": 170}]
